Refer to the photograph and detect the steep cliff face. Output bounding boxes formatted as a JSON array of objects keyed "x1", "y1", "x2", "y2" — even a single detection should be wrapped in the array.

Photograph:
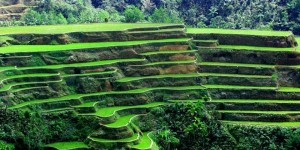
[{"x1": 0, "y1": 0, "x2": 36, "y2": 21}]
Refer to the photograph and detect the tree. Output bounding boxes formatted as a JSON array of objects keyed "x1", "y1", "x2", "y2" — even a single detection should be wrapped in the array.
[
  {"x1": 124, "y1": 5, "x2": 144, "y2": 23},
  {"x1": 56, "y1": 13, "x2": 68, "y2": 24},
  {"x1": 149, "y1": 7, "x2": 182, "y2": 23},
  {"x1": 67, "y1": 13, "x2": 78, "y2": 24}
]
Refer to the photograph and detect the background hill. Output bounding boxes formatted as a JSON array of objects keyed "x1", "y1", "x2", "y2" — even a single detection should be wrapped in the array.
[{"x1": 0, "y1": 0, "x2": 299, "y2": 34}]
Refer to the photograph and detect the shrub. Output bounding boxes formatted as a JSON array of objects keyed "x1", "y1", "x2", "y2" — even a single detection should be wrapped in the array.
[
  {"x1": 149, "y1": 7, "x2": 183, "y2": 23},
  {"x1": 124, "y1": 5, "x2": 144, "y2": 23}
]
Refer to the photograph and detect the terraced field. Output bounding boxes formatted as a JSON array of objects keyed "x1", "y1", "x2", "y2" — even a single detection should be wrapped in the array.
[{"x1": 1, "y1": 23, "x2": 300, "y2": 149}]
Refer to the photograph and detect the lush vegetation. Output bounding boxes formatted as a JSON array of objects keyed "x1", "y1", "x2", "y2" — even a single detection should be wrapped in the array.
[
  {"x1": 151, "y1": 102, "x2": 300, "y2": 149},
  {"x1": 1, "y1": 0, "x2": 300, "y2": 34},
  {"x1": 0, "y1": 109, "x2": 98, "y2": 149}
]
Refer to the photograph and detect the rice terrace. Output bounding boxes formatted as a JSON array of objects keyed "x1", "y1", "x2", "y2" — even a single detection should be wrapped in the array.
[{"x1": 0, "y1": 22, "x2": 299, "y2": 149}]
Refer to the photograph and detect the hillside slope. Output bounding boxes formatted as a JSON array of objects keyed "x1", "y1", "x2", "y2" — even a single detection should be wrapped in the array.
[{"x1": 0, "y1": 0, "x2": 35, "y2": 21}]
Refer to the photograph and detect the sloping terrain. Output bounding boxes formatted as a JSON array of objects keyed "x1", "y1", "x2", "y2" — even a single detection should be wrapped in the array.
[
  {"x1": 0, "y1": 23, "x2": 299, "y2": 149},
  {"x1": 0, "y1": 0, "x2": 35, "y2": 21}
]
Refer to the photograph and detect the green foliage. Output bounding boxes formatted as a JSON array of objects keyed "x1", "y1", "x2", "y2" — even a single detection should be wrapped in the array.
[
  {"x1": 285, "y1": 129, "x2": 300, "y2": 149},
  {"x1": 0, "y1": 109, "x2": 99, "y2": 149},
  {"x1": 149, "y1": 7, "x2": 182, "y2": 23},
  {"x1": 227, "y1": 125, "x2": 300, "y2": 150},
  {"x1": 124, "y1": 5, "x2": 145, "y2": 23},
  {"x1": 0, "y1": 140, "x2": 14, "y2": 150},
  {"x1": 153, "y1": 102, "x2": 236, "y2": 149}
]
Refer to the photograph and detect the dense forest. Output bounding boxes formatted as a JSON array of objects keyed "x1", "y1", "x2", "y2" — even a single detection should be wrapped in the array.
[{"x1": 1, "y1": 0, "x2": 300, "y2": 34}]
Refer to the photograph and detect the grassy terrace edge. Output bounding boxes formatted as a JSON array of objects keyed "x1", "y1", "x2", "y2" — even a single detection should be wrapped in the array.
[
  {"x1": 0, "y1": 38, "x2": 190, "y2": 53},
  {"x1": 187, "y1": 28, "x2": 293, "y2": 36},
  {"x1": 0, "y1": 23, "x2": 181, "y2": 35}
]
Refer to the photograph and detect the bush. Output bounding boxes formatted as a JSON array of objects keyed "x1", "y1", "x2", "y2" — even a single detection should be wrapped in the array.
[
  {"x1": 153, "y1": 102, "x2": 236, "y2": 149},
  {"x1": 149, "y1": 7, "x2": 183, "y2": 23},
  {"x1": 124, "y1": 5, "x2": 144, "y2": 23}
]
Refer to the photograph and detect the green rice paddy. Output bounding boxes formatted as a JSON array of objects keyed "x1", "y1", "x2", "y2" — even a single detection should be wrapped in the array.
[
  {"x1": 222, "y1": 121, "x2": 300, "y2": 127},
  {"x1": 89, "y1": 133, "x2": 139, "y2": 143},
  {"x1": 131, "y1": 132, "x2": 153, "y2": 149},
  {"x1": 212, "y1": 99, "x2": 300, "y2": 103},
  {"x1": 204, "y1": 84, "x2": 275, "y2": 89},
  {"x1": 105, "y1": 114, "x2": 138, "y2": 127},
  {"x1": 218, "y1": 110, "x2": 300, "y2": 114},
  {"x1": 46, "y1": 142, "x2": 88, "y2": 150},
  {"x1": 0, "y1": 23, "x2": 178, "y2": 35},
  {"x1": 217, "y1": 45, "x2": 294, "y2": 51},
  {"x1": 88, "y1": 102, "x2": 165, "y2": 117},
  {"x1": 9, "y1": 86, "x2": 205, "y2": 109},
  {"x1": 199, "y1": 62, "x2": 274, "y2": 68},
  {"x1": 187, "y1": 28, "x2": 292, "y2": 36},
  {"x1": 117, "y1": 72, "x2": 270, "y2": 82},
  {"x1": 296, "y1": 37, "x2": 300, "y2": 51},
  {"x1": 0, "y1": 38, "x2": 189, "y2": 53},
  {"x1": 140, "y1": 50, "x2": 196, "y2": 55}
]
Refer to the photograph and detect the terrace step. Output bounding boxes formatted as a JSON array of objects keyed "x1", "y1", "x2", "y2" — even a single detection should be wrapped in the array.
[
  {"x1": 12, "y1": 86, "x2": 49, "y2": 93},
  {"x1": 123, "y1": 60, "x2": 197, "y2": 77},
  {"x1": 46, "y1": 141, "x2": 89, "y2": 150},
  {"x1": 40, "y1": 107, "x2": 74, "y2": 114},
  {"x1": 211, "y1": 100, "x2": 300, "y2": 111},
  {"x1": 0, "y1": 73, "x2": 61, "y2": 87},
  {"x1": 222, "y1": 120, "x2": 300, "y2": 127},
  {"x1": 9, "y1": 86, "x2": 205, "y2": 109},
  {"x1": 193, "y1": 40, "x2": 219, "y2": 47},
  {"x1": 204, "y1": 84, "x2": 276, "y2": 90},
  {"x1": 130, "y1": 132, "x2": 157, "y2": 150},
  {"x1": 140, "y1": 50, "x2": 197, "y2": 62},
  {"x1": 198, "y1": 62, "x2": 275, "y2": 76},
  {"x1": 88, "y1": 133, "x2": 140, "y2": 149},
  {"x1": 104, "y1": 114, "x2": 138, "y2": 128},
  {"x1": 217, "y1": 110, "x2": 300, "y2": 122},
  {"x1": 79, "y1": 102, "x2": 165, "y2": 118},
  {"x1": 15, "y1": 58, "x2": 146, "y2": 72},
  {"x1": 0, "y1": 78, "x2": 62, "y2": 92}
]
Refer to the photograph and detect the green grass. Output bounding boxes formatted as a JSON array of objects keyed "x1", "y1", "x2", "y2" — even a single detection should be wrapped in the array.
[
  {"x1": 0, "y1": 79, "x2": 62, "y2": 92},
  {"x1": 62, "y1": 70, "x2": 116, "y2": 77},
  {"x1": 117, "y1": 72, "x2": 269, "y2": 82},
  {"x1": 222, "y1": 121, "x2": 300, "y2": 127},
  {"x1": 279, "y1": 87, "x2": 300, "y2": 92},
  {"x1": 217, "y1": 45, "x2": 294, "y2": 51},
  {"x1": 144, "y1": 60, "x2": 195, "y2": 66},
  {"x1": 200, "y1": 72, "x2": 271, "y2": 78},
  {"x1": 41, "y1": 108, "x2": 74, "y2": 113},
  {"x1": 218, "y1": 110, "x2": 300, "y2": 114},
  {"x1": 131, "y1": 132, "x2": 153, "y2": 149},
  {"x1": 117, "y1": 73, "x2": 200, "y2": 82},
  {"x1": 12, "y1": 59, "x2": 143, "y2": 71},
  {"x1": 105, "y1": 114, "x2": 137, "y2": 128},
  {"x1": 0, "y1": 38, "x2": 189, "y2": 53},
  {"x1": 0, "y1": 23, "x2": 179, "y2": 35},
  {"x1": 199, "y1": 62, "x2": 274, "y2": 68},
  {"x1": 296, "y1": 37, "x2": 300, "y2": 51},
  {"x1": 89, "y1": 133, "x2": 139, "y2": 143},
  {"x1": 73, "y1": 102, "x2": 98, "y2": 108},
  {"x1": 9, "y1": 86, "x2": 205, "y2": 109},
  {"x1": 0, "y1": 36, "x2": 13, "y2": 43},
  {"x1": 187, "y1": 28, "x2": 292, "y2": 36},
  {"x1": 212, "y1": 99, "x2": 300, "y2": 103},
  {"x1": 88, "y1": 102, "x2": 165, "y2": 117},
  {"x1": 0, "y1": 73, "x2": 59, "y2": 82},
  {"x1": 46, "y1": 142, "x2": 88, "y2": 150},
  {"x1": 204, "y1": 84, "x2": 275, "y2": 89},
  {"x1": 12, "y1": 86, "x2": 48, "y2": 93},
  {"x1": 193, "y1": 40, "x2": 218, "y2": 42},
  {"x1": 168, "y1": 100, "x2": 203, "y2": 103},
  {"x1": 140, "y1": 50, "x2": 196, "y2": 55}
]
